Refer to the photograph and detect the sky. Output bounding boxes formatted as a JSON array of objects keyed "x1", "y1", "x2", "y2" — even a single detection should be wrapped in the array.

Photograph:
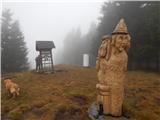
[{"x1": 2, "y1": 0, "x2": 106, "y2": 68}]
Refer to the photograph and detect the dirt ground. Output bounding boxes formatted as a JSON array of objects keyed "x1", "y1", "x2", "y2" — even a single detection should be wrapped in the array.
[{"x1": 1, "y1": 64, "x2": 160, "y2": 120}]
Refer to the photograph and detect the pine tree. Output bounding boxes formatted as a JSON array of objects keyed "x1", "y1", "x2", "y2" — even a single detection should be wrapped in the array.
[
  {"x1": 90, "y1": 1, "x2": 160, "y2": 71},
  {"x1": 1, "y1": 9, "x2": 29, "y2": 73}
]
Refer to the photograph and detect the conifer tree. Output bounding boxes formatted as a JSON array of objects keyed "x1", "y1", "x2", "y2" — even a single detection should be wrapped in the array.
[{"x1": 1, "y1": 9, "x2": 29, "y2": 73}]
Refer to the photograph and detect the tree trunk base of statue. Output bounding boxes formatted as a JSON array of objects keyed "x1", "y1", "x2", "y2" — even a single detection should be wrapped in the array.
[{"x1": 88, "y1": 102, "x2": 131, "y2": 120}]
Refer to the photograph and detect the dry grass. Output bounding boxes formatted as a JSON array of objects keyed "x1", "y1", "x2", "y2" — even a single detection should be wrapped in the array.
[
  {"x1": 1, "y1": 65, "x2": 160, "y2": 120},
  {"x1": 123, "y1": 71, "x2": 160, "y2": 120}
]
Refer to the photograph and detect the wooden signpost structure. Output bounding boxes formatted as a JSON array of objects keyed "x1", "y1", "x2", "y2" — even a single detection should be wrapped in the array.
[{"x1": 36, "y1": 41, "x2": 55, "y2": 72}]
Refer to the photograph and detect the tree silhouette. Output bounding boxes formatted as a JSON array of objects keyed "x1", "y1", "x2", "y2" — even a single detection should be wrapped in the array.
[{"x1": 1, "y1": 9, "x2": 29, "y2": 73}]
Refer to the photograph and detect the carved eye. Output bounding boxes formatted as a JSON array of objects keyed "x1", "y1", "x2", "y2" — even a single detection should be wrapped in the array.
[
  {"x1": 124, "y1": 36, "x2": 128, "y2": 39},
  {"x1": 119, "y1": 35, "x2": 123, "y2": 39}
]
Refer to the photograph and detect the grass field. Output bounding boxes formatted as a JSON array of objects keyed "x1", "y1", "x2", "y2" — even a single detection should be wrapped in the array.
[{"x1": 1, "y1": 64, "x2": 160, "y2": 120}]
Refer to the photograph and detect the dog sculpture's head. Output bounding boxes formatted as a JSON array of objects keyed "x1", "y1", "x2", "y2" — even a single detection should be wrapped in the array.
[{"x1": 4, "y1": 79, "x2": 12, "y2": 84}]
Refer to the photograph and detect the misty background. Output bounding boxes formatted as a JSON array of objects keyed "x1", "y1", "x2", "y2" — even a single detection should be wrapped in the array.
[
  {"x1": 2, "y1": 1, "x2": 104, "y2": 69},
  {"x1": 2, "y1": 1, "x2": 160, "y2": 73}
]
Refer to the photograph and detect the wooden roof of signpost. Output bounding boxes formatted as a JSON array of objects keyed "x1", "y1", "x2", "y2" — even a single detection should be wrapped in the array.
[{"x1": 36, "y1": 41, "x2": 55, "y2": 51}]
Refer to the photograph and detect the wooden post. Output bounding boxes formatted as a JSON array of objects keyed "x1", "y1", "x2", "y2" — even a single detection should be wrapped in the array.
[
  {"x1": 40, "y1": 51, "x2": 43, "y2": 70},
  {"x1": 50, "y1": 50, "x2": 54, "y2": 71}
]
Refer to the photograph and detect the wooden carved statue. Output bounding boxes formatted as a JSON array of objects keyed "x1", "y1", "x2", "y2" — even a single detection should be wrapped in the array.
[{"x1": 96, "y1": 18, "x2": 131, "y2": 116}]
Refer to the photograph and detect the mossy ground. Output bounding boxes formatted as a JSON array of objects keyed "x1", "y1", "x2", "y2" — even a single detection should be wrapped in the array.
[{"x1": 1, "y1": 64, "x2": 160, "y2": 120}]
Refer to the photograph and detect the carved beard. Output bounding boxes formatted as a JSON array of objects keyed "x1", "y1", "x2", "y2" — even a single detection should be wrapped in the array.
[{"x1": 117, "y1": 45, "x2": 124, "y2": 52}]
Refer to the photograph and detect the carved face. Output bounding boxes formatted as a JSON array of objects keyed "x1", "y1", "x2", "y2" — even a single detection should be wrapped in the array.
[
  {"x1": 115, "y1": 35, "x2": 124, "y2": 52},
  {"x1": 114, "y1": 34, "x2": 131, "y2": 52}
]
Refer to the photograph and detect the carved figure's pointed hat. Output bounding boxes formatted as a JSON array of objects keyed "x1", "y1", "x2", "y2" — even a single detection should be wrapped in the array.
[{"x1": 112, "y1": 18, "x2": 128, "y2": 34}]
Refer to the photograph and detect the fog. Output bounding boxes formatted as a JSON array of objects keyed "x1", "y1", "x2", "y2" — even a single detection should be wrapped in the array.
[{"x1": 3, "y1": 0, "x2": 105, "y2": 69}]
